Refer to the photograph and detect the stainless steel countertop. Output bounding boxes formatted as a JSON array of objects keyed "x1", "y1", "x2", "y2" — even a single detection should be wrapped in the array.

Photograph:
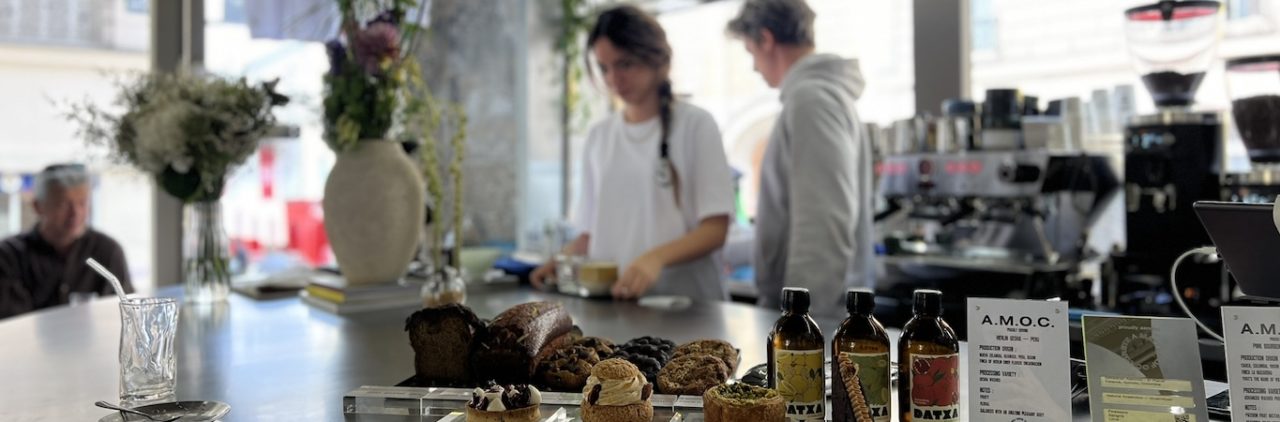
[
  {"x1": 0, "y1": 283, "x2": 1226, "y2": 421},
  {"x1": 0, "y1": 283, "x2": 825, "y2": 421}
]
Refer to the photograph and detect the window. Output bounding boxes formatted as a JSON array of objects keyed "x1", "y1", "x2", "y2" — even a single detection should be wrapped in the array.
[
  {"x1": 0, "y1": 1, "x2": 154, "y2": 288},
  {"x1": 224, "y1": 0, "x2": 246, "y2": 24},
  {"x1": 971, "y1": 0, "x2": 998, "y2": 52},
  {"x1": 205, "y1": 2, "x2": 334, "y2": 274},
  {"x1": 126, "y1": 0, "x2": 147, "y2": 14},
  {"x1": 1228, "y1": 0, "x2": 1261, "y2": 20}
]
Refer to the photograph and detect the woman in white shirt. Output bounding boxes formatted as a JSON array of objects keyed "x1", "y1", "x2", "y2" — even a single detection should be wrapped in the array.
[{"x1": 531, "y1": 5, "x2": 735, "y2": 302}]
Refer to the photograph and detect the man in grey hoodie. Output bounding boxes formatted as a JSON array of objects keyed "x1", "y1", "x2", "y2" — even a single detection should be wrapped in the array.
[{"x1": 728, "y1": 0, "x2": 875, "y2": 317}]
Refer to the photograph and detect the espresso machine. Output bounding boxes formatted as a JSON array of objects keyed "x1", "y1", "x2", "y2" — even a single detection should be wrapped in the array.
[
  {"x1": 1108, "y1": 0, "x2": 1225, "y2": 312},
  {"x1": 875, "y1": 89, "x2": 1120, "y2": 335}
]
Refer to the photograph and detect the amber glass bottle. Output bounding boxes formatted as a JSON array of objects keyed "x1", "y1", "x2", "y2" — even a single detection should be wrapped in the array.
[
  {"x1": 767, "y1": 287, "x2": 826, "y2": 421},
  {"x1": 898, "y1": 289, "x2": 961, "y2": 422},
  {"x1": 833, "y1": 288, "x2": 892, "y2": 422}
]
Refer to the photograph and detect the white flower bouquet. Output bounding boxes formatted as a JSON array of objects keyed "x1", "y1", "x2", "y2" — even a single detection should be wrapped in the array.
[{"x1": 69, "y1": 72, "x2": 289, "y2": 202}]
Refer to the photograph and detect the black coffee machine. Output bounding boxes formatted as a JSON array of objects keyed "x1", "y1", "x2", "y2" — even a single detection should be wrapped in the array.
[{"x1": 1107, "y1": 0, "x2": 1225, "y2": 312}]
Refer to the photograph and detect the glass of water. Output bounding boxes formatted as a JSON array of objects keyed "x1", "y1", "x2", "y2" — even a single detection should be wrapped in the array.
[
  {"x1": 553, "y1": 253, "x2": 584, "y2": 296},
  {"x1": 119, "y1": 297, "x2": 179, "y2": 407}
]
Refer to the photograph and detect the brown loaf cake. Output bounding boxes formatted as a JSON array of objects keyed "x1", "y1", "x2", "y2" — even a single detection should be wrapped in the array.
[
  {"x1": 702, "y1": 383, "x2": 785, "y2": 422},
  {"x1": 405, "y1": 304, "x2": 486, "y2": 385},
  {"x1": 472, "y1": 301, "x2": 574, "y2": 384}
]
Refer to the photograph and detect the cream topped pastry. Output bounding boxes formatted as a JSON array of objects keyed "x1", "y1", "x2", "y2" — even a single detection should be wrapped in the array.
[
  {"x1": 467, "y1": 384, "x2": 541, "y2": 412},
  {"x1": 580, "y1": 358, "x2": 655, "y2": 422},
  {"x1": 583, "y1": 373, "x2": 647, "y2": 406}
]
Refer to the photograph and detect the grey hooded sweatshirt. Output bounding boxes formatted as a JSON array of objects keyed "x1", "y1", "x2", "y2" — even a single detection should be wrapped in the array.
[{"x1": 754, "y1": 53, "x2": 875, "y2": 317}]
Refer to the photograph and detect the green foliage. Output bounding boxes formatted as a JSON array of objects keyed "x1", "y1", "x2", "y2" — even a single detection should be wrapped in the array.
[
  {"x1": 322, "y1": 64, "x2": 400, "y2": 151},
  {"x1": 406, "y1": 69, "x2": 467, "y2": 269}
]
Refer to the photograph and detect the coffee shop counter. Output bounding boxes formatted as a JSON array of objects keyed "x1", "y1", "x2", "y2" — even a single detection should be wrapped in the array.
[{"x1": 0, "y1": 282, "x2": 1226, "y2": 421}]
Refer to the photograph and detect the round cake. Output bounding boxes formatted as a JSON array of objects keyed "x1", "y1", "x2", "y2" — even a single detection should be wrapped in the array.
[
  {"x1": 580, "y1": 359, "x2": 654, "y2": 422},
  {"x1": 702, "y1": 383, "x2": 785, "y2": 422},
  {"x1": 671, "y1": 339, "x2": 740, "y2": 375},
  {"x1": 657, "y1": 353, "x2": 731, "y2": 396}
]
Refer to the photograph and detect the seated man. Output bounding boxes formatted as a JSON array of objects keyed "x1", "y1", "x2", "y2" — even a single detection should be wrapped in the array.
[{"x1": 0, "y1": 164, "x2": 133, "y2": 319}]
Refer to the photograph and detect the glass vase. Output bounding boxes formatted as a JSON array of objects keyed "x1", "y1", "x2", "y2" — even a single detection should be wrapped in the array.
[{"x1": 183, "y1": 201, "x2": 230, "y2": 303}]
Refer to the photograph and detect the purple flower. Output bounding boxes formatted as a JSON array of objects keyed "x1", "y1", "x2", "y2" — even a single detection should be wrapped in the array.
[
  {"x1": 353, "y1": 22, "x2": 401, "y2": 75},
  {"x1": 325, "y1": 39, "x2": 346, "y2": 76}
]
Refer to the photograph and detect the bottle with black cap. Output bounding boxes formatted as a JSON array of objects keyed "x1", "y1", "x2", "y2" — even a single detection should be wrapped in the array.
[
  {"x1": 767, "y1": 287, "x2": 826, "y2": 421},
  {"x1": 829, "y1": 289, "x2": 890, "y2": 419},
  {"x1": 898, "y1": 289, "x2": 961, "y2": 422},
  {"x1": 832, "y1": 288, "x2": 891, "y2": 422}
]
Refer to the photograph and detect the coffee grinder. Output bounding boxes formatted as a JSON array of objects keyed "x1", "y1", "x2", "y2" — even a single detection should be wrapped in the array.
[
  {"x1": 1107, "y1": 0, "x2": 1224, "y2": 312},
  {"x1": 1222, "y1": 55, "x2": 1280, "y2": 203}
]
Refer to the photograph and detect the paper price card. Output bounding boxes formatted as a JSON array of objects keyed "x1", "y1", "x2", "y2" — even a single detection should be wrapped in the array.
[
  {"x1": 966, "y1": 298, "x2": 1071, "y2": 422},
  {"x1": 1223, "y1": 306, "x2": 1280, "y2": 422},
  {"x1": 1083, "y1": 315, "x2": 1208, "y2": 422}
]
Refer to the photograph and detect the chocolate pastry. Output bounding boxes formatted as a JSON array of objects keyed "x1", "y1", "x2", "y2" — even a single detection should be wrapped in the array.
[
  {"x1": 536, "y1": 337, "x2": 614, "y2": 391},
  {"x1": 573, "y1": 336, "x2": 614, "y2": 356},
  {"x1": 405, "y1": 304, "x2": 486, "y2": 385},
  {"x1": 657, "y1": 354, "x2": 731, "y2": 395},
  {"x1": 612, "y1": 336, "x2": 676, "y2": 384}
]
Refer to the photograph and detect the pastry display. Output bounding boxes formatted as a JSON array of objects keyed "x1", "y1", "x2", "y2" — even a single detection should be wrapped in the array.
[
  {"x1": 838, "y1": 354, "x2": 875, "y2": 422},
  {"x1": 399, "y1": 301, "x2": 760, "y2": 418},
  {"x1": 657, "y1": 353, "x2": 731, "y2": 395},
  {"x1": 536, "y1": 337, "x2": 615, "y2": 391},
  {"x1": 465, "y1": 384, "x2": 542, "y2": 422},
  {"x1": 611, "y1": 336, "x2": 676, "y2": 384},
  {"x1": 702, "y1": 383, "x2": 785, "y2": 422},
  {"x1": 580, "y1": 358, "x2": 654, "y2": 422},
  {"x1": 671, "y1": 339, "x2": 740, "y2": 374},
  {"x1": 405, "y1": 304, "x2": 486, "y2": 385},
  {"x1": 472, "y1": 301, "x2": 574, "y2": 384}
]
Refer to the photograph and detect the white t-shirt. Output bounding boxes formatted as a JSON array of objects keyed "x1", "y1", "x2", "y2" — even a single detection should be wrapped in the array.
[{"x1": 572, "y1": 102, "x2": 735, "y2": 301}]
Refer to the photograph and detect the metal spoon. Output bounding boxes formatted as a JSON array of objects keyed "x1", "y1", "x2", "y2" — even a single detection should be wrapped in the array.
[{"x1": 94, "y1": 401, "x2": 180, "y2": 422}]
